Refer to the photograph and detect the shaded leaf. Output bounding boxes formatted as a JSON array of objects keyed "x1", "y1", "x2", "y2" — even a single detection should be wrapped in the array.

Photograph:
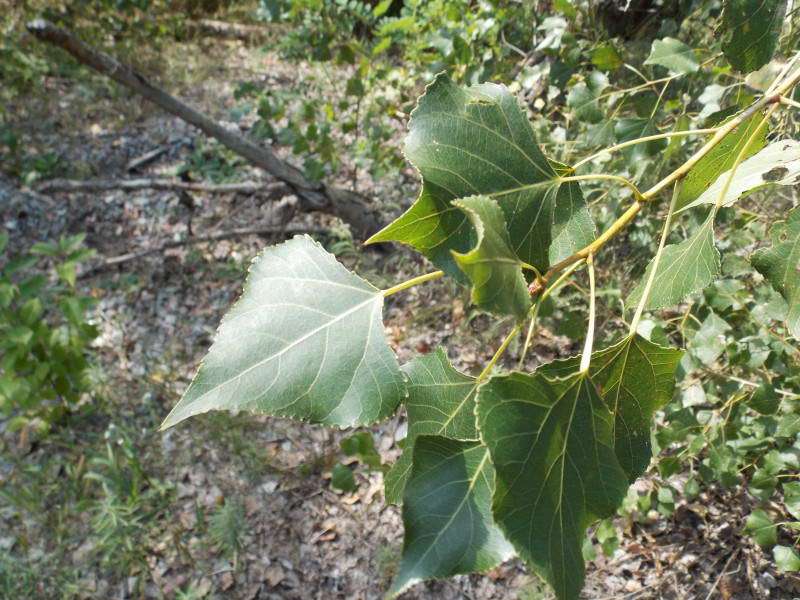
[
  {"x1": 160, "y1": 236, "x2": 405, "y2": 430},
  {"x1": 644, "y1": 37, "x2": 699, "y2": 74},
  {"x1": 567, "y1": 84, "x2": 603, "y2": 123},
  {"x1": 385, "y1": 349, "x2": 479, "y2": 503},
  {"x1": 677, "y1": 111, "x2": 768, "y2": 210},
  {"x1": 751, "y1": 206, "x2": 800, "y2": 339},
  {"x1": 477, "y1": 371, "x2": 628, "y2": 600},
  {"x1": 722, "y1": 0, "x2": 788, "y2": 73},
  {"x1": 690, "y1": 311, "x2": 731, "y2": 365},
  {"x1": 628, "y1": 212, "x2": 721, "y2": 310},
  {"x1": 388, "y1": 437, "x2": 514, "y2": 597},
  {"x1": 679, "y1": 140, "x2": 800, "y2": 212},
  {"x1": 538, "y1": 334, "x2": 682, "y2": 481},
  {"x1": 367, "y1": 73, "x2": 594, "y2": 278},
  {"x1": 452, "y1": 196, "x2": 531, "y2": 319}
]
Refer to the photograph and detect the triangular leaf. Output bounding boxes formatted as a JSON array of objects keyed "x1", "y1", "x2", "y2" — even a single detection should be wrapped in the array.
[
  {"x1": 751, "y1": 206, "x2": 800, "y2": 339},
  {"x1": 385, "y1": 349, "x2": 479, "y2": 503},
  {"x1": 676, "y1": 111, "x2": 768, "y2": 210},
  {"x1": 644, "y1": 37, "x2": 699, "y2": 74},
  {"x1": 367, "y1": 73, "x2": 594, "y2": 278},
  {"x1": 160, "y1": 236, "x2": 405, "y2": 429},
  {"x1": 679, "y1": 140, "x2": 800, "y2": 212},
  {"x1": 628, "y1": 212, "x2": 721, "y2": 310},
  {"x1": 388, "y1": 436, "x2": 515, "y2": 597},
  {"x1": 452, "y1": 196, "x2": 531, "y2": 319},
  {"x1": 722, "y1": 0, "x2": 788, "y2": 73},
  {"x1": 477, "y1": 371, "x2": 628, "y2": 600},
  {"x1": 537, "y1": 334, "x2": 683, "y2": 481}
]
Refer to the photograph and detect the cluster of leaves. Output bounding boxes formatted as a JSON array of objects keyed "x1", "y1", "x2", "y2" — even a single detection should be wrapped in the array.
[
  {"x1": 0, "y1": 233, "x2": 98, "y2": 430},
  {"x1": 161, "y1": 1, "x2": 800, "y2": 599},
  {"x1": 237, "y1": 0, "x2": 537, "y2": 182}
]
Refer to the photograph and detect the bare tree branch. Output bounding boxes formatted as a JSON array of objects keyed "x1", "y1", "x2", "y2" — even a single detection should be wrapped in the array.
[
  {"x1": 82, "y1": 225, "x2": 326, "y2": 277},
  {"x1": 37, "y1": 177, "x2": 291, "y2": 197},
  {"x1": 26, "y1": 19, "x2": 382, "y2": 239}
]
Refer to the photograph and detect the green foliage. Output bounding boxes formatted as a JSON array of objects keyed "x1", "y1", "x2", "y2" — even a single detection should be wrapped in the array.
[
  {"x1": 389, "y1": 436, "x2": 513, "y2": 597},
  {"x1": 751, "y1": 206, "x2": 800, "y2": 339},
  {"x1": 161, "y1": 1, "x2": 800, "y2": 599},
  {"x1": 722, "y1": 0, "x2": 788, "y2": 72},
  {"x1": 208, "y1": 498, "x2": 246, "y2": 559},
  {"x1": 0, "y1": 233, "x2": 98, "y2": 429},
  {"x1": 367, "y1": 73, "x2": 594, "y2": 280},
  {"x1": 160, "y1": 235, "x2": 405, "y2": 429},
  {"x1": 627, "y1": 212, "x2": 721, "y2": 310}
]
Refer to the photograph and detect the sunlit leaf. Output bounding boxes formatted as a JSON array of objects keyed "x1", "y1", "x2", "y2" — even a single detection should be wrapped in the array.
[
  {"x1": 385, "y1": 349, "x2": 479, "y2": 503},
  {"x1": 628, "y1": 212, "x2": 721, "y2": 310},
  {"x1": 388, "y1": 436, "x2": 514, "y2": 597},
  {"x1": 538, "y1": 334, "x2": 682, "y2": 481},
  {"x1": 160, "y1": 236, "x2": 405, "y2": 430},
  {"x1": 679, "y1": 140, "x2": 800, "y2": 212},
  {"x1": 676, "y1": 111, "x2": 768, "y2": 210},
  {"x1": 751, "y1": 206, "x2": 800, "y2": 339},
  {"x1": 452, "y1": 196, "x2": 531, "y2": 319},
  {"x1": 722, "y1": 0, "x2": 788, "y2": 73},
  {"x1": 367, "y1": 73, "x2": 594, "y2": 279},
  {"x1": 644, "y1": 37, "x2": 699, "y2": 74},
  {"x1": 477, "y1": 371, "x2": 628, "y2": 600}
]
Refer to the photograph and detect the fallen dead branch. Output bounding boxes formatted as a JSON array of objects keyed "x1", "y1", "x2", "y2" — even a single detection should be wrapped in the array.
[
  {"x1": 26, "y1": 19, "x2": 381, "y2": 239},
  {"x1": 82, "y1": 224, "x2": 325, "y2": 277},
  {"x1": 37, "y1": 177, "x2": 291, "y2": 197}
]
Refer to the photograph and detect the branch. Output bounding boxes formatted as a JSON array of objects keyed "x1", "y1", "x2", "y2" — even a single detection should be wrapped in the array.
[
  {"x1": 37, "y1": 177, "x2": 291, "y2": 196},
  {"x1": 81, "y1": 225, "x2": 325, "y2": 277},
  {"x1": 26, "y1": 19, "x2": 382, "y2": 239}
]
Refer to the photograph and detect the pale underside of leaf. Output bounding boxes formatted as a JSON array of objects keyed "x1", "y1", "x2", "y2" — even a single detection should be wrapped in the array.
[
  {"x1": 679, "y1": 140, "x2": 800, "y2": 213},
  {"x1": 677, "y1": 110, "x2": 768, "y2": 210},
  {"x1": 160, "y1": 236, "x2": 405, "y2": 430},
  {"x1": 385, "y1": 349, "x2": 480, "y2": 503},
  {"x1": 537, "y1": 334, "x2": 683, "y2": 481},
  {"x1": 367, "y1": 73, "x2": 594, "y2": 279},
  {"x1": 628, "y1": 212, "x2": 721, "y2": 310},
  {"x1": 751, "y1": 206, "x2": 800, "y2": 339},
  {"x1": 477, "y1": 371, "x2": 628, "y2": 600},
  {"x1": 388, "y1": 437, "x2": 515, "y2": 598}
]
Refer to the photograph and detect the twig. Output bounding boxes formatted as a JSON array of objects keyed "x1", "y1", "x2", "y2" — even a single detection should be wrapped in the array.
[
  {"x1": 80, "y1": 225, "x2": 325, "y2": 277},
  {"x1": 37, "y1": 177, "x2": 290, "y2": 196}
]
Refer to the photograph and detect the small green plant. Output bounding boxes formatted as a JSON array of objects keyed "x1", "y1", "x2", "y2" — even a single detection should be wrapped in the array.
[
  {"x1": 207, "y1": 497, "x2": 246, "y2": 566},
  {"x1": 0, "y1": 233, "x2": 98, "y2": 430},
  {"x1": 161, "y1": 3, "x2": 800, "y2": 599}
]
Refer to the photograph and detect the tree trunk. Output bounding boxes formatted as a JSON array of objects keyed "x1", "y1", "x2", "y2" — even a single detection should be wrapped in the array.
[{"x1": 26, "y1": 19, "x2": 383, "y2": 240}]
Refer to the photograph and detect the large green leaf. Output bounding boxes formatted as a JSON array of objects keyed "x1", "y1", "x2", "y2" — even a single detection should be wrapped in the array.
[
  {"x1": 452, "y1": 196, "x2": 531, "y2": 319},
  {"x1": 679, "y1": 140, "x2": 800, "y2": 212},
  {"x1": 722, "y1": 0, "x2": 788, "y2": 73},
  {"x1": 643, "y1": 37, "x2": 699, "y2": 74},
  {"x1": 385, "y1": 349, "x2": 480, "y2": 503},
  {"x1": 367, "y1": 73, "x2": 594, "y2": 278},
  {"x1": 676, "y1": 111, "x2": 768, "y2": 210},
  {"x1": 160, "y1": 236, "x2": 405, "y2": 429},
  {"x1": 538, "y1": 334, "x2": 682, "y2": 481},
  {"x1": 627, "y1": 212, "x2": 721, "y2": 310},
  {"x1": 477, "y1": 371, "x2": 628, "y2": 600},
  {"x1": 751, "y1": 206, "x2": 800, "y2": 339},
  {"x1": 388, "y1": 436, "x2": 515, "y2": 597}
]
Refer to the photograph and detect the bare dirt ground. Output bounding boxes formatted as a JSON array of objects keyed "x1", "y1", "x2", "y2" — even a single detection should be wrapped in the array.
[{"x1": 2, "y1": 31, "x2": 800, "y2": 600}]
